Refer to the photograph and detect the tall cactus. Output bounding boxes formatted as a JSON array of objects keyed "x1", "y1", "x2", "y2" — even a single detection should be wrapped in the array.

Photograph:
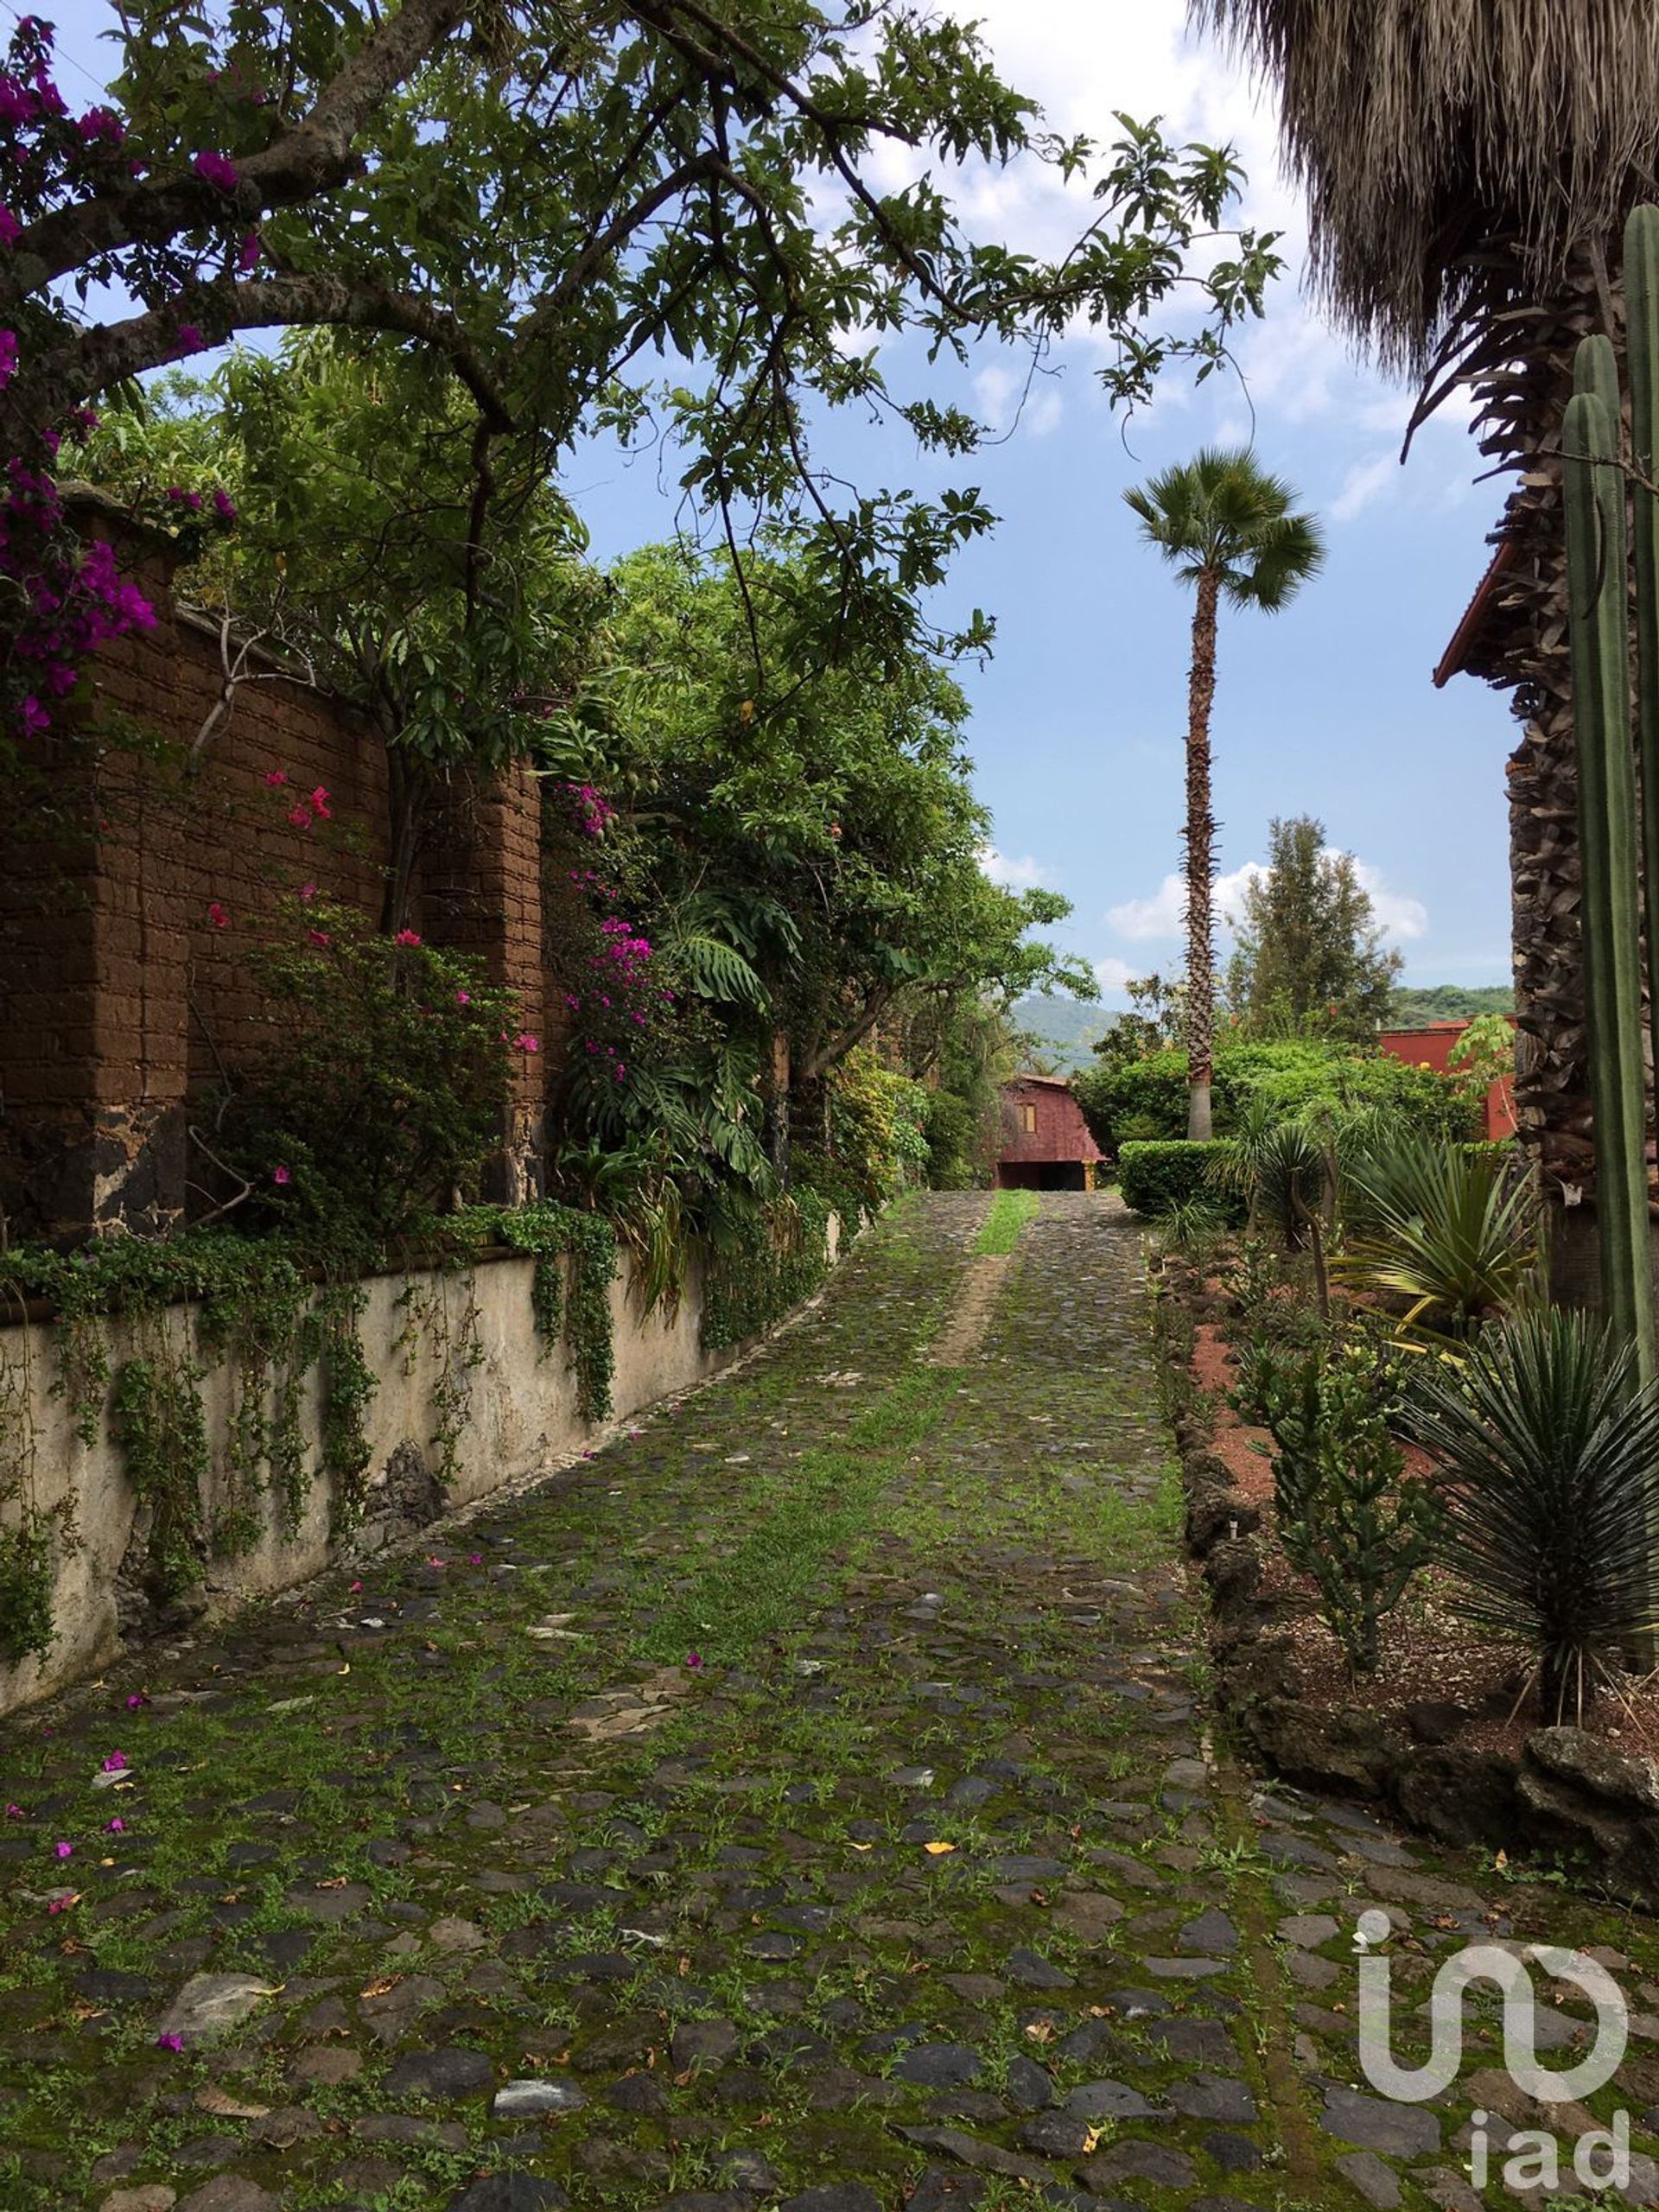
[
  {"x1": 1563, "y1": 332, "x2": 1657, "y2": 1383},
  {"x1": 1628, "y1": 208, "x2": 1659, "y2": 1140}
]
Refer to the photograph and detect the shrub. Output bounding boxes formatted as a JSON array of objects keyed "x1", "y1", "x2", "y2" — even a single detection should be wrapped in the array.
[
  {"x1": 1119, "y1": 1141, "x2": 1242, "y2": 1222},
  {"x1": 1340, "y1": 1137, "x2": 1540, "y2": 1341},
  {"x1": 218, "y1": 897, "x2": 524, "y2": 1248},
  {"x1": 825, "y1": 1050, "x2": 931, "y2": 1215},
  {"x1": 1403, "y1": 1310, "x2": 1659, "y2": 1721},
  {"x1": 1073, "y1": 1039, "x2": 1476, "y2": 1157},
  {"x1": 924, "y1": 1090, "x2": 989, "y2": 1189},
  {"x1": 1244, "y1": 1336, "x2": 1439, "y2": 1675}
]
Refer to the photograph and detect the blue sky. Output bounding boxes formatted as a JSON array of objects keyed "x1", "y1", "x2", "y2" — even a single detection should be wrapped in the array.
[{"x1": 45, "y1": 0, "x2": 1517, "y2": 1000}]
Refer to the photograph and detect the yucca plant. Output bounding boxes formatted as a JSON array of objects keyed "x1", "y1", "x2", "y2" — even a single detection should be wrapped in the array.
[
  {"x1": 1403, "y1": 1310, "x2": 1659, "y2": 1722},
  {"x1": 1340, "y1": 1138, "x2": 1540, "y2": 1342}
]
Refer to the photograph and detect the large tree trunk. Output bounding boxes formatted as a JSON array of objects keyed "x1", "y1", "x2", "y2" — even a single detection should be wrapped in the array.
[
  {"x1": 1464, "y1": 258, "x2": 1619, "y2": 1289},
  {"x1": 1185, "y1": 569, "x2": 1221, "y2": 1142}
]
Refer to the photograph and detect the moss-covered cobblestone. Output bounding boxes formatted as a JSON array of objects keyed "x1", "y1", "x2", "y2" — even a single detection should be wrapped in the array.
[{"x1": 3, "y1": 1194, "x2": 1657, "y2": 2212}]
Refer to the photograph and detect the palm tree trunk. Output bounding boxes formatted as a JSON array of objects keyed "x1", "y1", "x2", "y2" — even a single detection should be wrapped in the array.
[
  {"x1": 1185, "y1": 569, "x2": 1221, "y2": 1142},
  {"x1": 1467, "y1": 257, "x2": 1639, "y2": 1298}
]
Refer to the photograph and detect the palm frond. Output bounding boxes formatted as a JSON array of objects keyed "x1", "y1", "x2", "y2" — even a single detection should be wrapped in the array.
[{"x1": 1192, "y1": 0, "x2": 1659, "y2": 368}]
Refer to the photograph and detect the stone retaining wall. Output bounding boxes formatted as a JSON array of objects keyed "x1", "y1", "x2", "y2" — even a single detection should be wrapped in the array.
[
  {"x1": 1159, "y1": 1254, "x2": 1659, "y2": 1910},
  {"x1": 0, "y1": 1224, "x2": 838, "y2": 1718}
]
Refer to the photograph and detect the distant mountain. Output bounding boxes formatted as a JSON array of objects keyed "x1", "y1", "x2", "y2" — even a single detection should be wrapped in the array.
[
  {"x1": 1388, "y1": 983, "x2": 1514, "y2": 1028},
  {"x1": 1009, "y1": 995, "x2": 1113, "y2": 1072}
]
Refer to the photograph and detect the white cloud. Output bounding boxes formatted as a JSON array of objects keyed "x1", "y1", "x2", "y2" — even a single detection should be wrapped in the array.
[
  {"x1": 1108, "y1": 861, "x2": 1265, "y2": 941},
  {"x1": 981, "y1": 844, "x2": 1057, "y2": 889},
  {"x1": 1094, "y1": 956, "x2": 1137, "y2": 995},
  {"x1": 1330, "y1": 452, "x2": 1399, "y2": 524},
  {"x1": 1350, "y1": 857, "x2": 1429, "y2": 941},
  {"x1": 1107, "y1": 850, "x2": 1427, "y2": 944},
  {"x1": 972, "y1": 361, "x2": 1065, "y2": 440}
]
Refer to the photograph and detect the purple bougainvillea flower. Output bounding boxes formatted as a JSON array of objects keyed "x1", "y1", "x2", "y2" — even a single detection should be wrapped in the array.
[
  {"x1": 156, "y1": 2031, "x2": 184, "y2": 2052},
  {"x1": 101, "y1": 1751, "x2": 127, "y2": 1772},
  {"x1": 192, "y1": 148, "x2": 238, "y2": 191},
  {"x1": 54, "y1": 1841, "x2": 72, "y2": 1859},
  {"x1": 272, "y1": 1165, "x2": 291, "y2": 1186},
  {"x1": 686, "y1": 1650, "x2": 704, "y2": 1672},
  {"x1": 125, "y1": 1694, "x2": 147, "y2": 1710},
  {"x1": 176, "y1": 323, "x2": 204, "y2": 354},
  {"x1": 4, "y1": 1805, "x2": 22, "y2": 1820},
  {"x1": 107, "y1": 1817, "x2": 125, "y2": 1834},
  {"x1": 236, "y1": 230, "x2": 261, "y2": 273},
  {"x1": 213, "y1": 488, "x2": 237, "y2": 522}
]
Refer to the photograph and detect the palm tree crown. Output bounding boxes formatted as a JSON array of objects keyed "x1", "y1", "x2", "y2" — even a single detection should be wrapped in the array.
[
  {"x1": 1192, "y1": 0, "x2": 1659, "y2": 373},
  {"x1": 1124, "y1": 448, "x2": 1325, "y2": 606},
  {"x1": 1124, "y1": 446, "x2": 1322, "y2": 1142}
]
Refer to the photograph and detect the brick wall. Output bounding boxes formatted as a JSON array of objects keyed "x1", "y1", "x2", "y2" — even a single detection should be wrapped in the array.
[{"x1": 0, "y1": 505, "x2": 573, "y2": 1238}]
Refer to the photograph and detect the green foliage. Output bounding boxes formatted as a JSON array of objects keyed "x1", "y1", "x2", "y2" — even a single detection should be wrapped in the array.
[
  {"x1": 486, "y1": 1202, "x2": 620, "y2": 1425},
  {"x1": 1118, "y1": 1141, "x2": 1243, "y2": 1223},
  {"x1": 825, "y1": 1052, "x2": 931, "y2": 1217},
  {"x1": 1403, "y1": 1310, "x2": 1659, "y2": 1719},
  {"x1": 1225, "y1": 814, "x2": 1402, "y2": 1040},
  {"x1": 922, "y1": 1089, "x2": 988, "y2": 1190},
  {"x1": 311, "y1": 1285, "x2": 375, "y2": 1536},
  {"x1": 1125, "y1": 448, "x2": 1326, "y2": 613},
  {"x1": 1073, "y1": 1039, "x2": 1472, "y2": 1155},
  {"x1": 112, "y1": 1350, "x2": 211, "y2": 1603},
  {"x1": 1388, "y1": 984, "x2": 1514, "y2": 1027},
  {"x1": 0, "y1": 1513, "x2": 54, "y2": 1666},
  {"x1": 1340, "y1": 1138, "x2": 1541, "y2": 1341},
  {"x1": 1446, "y1": 1014, "x2": 1518, "y2": 1135},
  {"x1": 1245, "y1": 1336, "x2": 1439, "y2": 1675},
  {"x1": 702, "y1": 1193, "x2": 836, "y2": 1354},
  {"x1": 218, "y1": 895, "x2": 522, "y2": 1248}
]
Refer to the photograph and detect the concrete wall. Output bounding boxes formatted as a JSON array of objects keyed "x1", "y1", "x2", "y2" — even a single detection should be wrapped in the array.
[{"x1": 0, "y1": 1225, "x2": 837, "y2": 1717}]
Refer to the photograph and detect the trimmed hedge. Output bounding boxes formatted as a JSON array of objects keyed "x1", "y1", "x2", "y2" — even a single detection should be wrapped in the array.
[
  {"x1": 1118, "y1": 1140, "x2": 1243, "y2": 1221},
  {"x1": 1073, "y1": 1041, "x2": 1478, "y2": 1156}
]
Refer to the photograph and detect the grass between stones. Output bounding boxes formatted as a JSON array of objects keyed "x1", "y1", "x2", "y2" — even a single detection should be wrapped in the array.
[{"x1": 972, "y1": 1188, "x2": 1039, "y2": 1255}]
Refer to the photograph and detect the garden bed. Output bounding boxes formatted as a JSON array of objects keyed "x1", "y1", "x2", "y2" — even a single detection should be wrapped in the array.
[{"x1": 1160, "y1": 1249, "x2": 1659, "y2": 1908}]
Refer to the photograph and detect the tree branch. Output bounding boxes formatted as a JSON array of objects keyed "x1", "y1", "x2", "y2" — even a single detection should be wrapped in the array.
[
  {"x1": 40, "y1": 272, "x2": 514, "y2": 428},
  {"x1": 16, "y1": 0, "x2": 469, "y2": 286}
]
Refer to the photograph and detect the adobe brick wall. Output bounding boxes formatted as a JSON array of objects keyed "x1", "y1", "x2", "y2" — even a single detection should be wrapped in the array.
[{"x1": 0, "y1": 507, "x2": 572, "y2": 1239}]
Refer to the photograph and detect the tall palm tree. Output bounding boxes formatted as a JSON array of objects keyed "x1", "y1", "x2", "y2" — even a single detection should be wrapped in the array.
[
  {"x1": 1125, "y1": 448, "x2": 1325, "y2": 1141},
  {"x1": 1191, "y1": 0, "x2": 1659, "y2": 1281}
]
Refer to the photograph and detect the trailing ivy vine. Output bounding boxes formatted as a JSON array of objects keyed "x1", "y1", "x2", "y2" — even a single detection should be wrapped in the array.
[
  {"x1": 0, "y1": 1322, "x2": 59, "y2": 1668},
  {"x1": 701, "y1": 1192, "x2": 835, "y2": 1352},
  {"x1": 486, "y1": 1203, "x2": 619, "y2": 1423},
  {"x1": 312, "y1": 1284, "x2": 376, "y2": 1535},
  {"x1": 112, "y1": 1342, "x2": 212, "y2": 1603}
]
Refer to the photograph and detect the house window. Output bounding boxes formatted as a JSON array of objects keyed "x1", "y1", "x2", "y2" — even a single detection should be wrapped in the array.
[{"x1": 1020, "y1": 1103, "x2": 1038, "y2": 1134}]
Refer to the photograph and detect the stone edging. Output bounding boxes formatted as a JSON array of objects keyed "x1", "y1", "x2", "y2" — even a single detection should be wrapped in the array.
[{"x1": 1158, "y1": 1255, "x2": 1659, "y2": 1912}]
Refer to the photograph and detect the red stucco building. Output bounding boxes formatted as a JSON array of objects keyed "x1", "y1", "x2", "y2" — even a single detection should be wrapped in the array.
[
  {"x1": 1376, "y1": 1020, "x2": 1516, "y2": 1141},
  {"x1": 994, "y1": 1075, "x2": 1104, "y2": 1190}
]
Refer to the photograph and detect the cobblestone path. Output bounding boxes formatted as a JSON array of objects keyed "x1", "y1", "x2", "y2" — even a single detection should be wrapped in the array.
[{"x1": 5, "y1": 1193, "x2": 1659, "y2": 2212}]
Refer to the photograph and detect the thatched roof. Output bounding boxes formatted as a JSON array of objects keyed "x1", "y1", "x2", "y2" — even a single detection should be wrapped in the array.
[{"x1": 1192, "y1": 1, "x2": 1659, "y2": 372}]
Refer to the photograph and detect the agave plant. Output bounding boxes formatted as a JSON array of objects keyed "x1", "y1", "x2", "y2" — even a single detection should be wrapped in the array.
[
  {"x1": 1339, "y1": 1137, "x2": 1539, "y2": 1341},
  {"x1": 1403, "y1": 1310, "x2": 1659, "y2": 1722}
]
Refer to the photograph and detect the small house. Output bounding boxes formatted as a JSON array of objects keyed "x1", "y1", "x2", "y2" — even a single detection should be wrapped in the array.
[{"x1": 994, "y1": 1075, "x2": 1104, "y2": 1191}]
